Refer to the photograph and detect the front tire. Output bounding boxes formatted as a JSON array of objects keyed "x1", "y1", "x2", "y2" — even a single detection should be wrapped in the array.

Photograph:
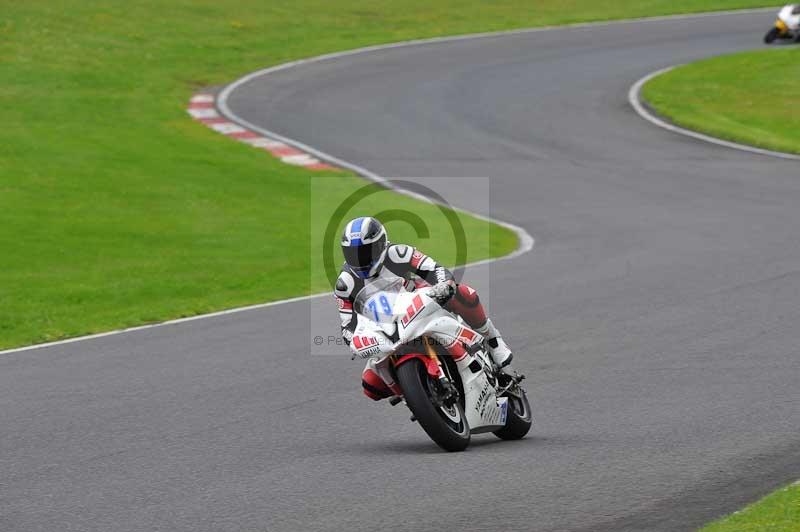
[
  {"x1": 493, "y1": 387, "x2": 532, "y2": 440},
  {"x1": 396, "y1": 359, "x2": 470, "y2": 452},
  {"x1": 764, "y1": 27, "x2": 780, "y2": 44}
]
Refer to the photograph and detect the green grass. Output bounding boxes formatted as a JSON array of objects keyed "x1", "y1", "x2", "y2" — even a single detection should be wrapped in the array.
[
  {"x1": 643, "y1": 47, "x2": 800, "y2": 155},
  {"x1": 702, "y1": 482, "x2": 800, "y2": 531},
  {"x1": 0, "y1": 1, "x2": 774, "y2": 350}
]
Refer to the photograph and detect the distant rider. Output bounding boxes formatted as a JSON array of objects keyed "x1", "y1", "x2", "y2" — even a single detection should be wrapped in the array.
[{"x1": 333, "y1": 216, "x2": 516, "y2": 401}]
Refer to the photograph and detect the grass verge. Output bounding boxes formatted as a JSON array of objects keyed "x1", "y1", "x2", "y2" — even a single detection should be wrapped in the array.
[
  {"x1": 1, "y1": 1, "x2": 774, "y2": 349},
  {"x1": 642, "y1": 47, "x2": 800, "y2": 155},
  {"x1": 702, "y1": 481, "x2": 800, "y2": 531}
]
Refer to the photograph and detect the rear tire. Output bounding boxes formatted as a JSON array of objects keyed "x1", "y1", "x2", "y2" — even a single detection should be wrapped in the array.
[
  {"x1": 764, "y1": 27, "x2": 780, "y2": 44},
  {"x1": 396, "y1": 359, "x2": 470, "y2": 452},
  {"x1": 493, "y1": 388, "x2": 532, "y2": 440}
]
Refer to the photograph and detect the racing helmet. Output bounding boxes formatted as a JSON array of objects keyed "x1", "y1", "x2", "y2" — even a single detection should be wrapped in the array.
[{"x1": 341, "y1": 217, "x2": 388, "y2": 279}]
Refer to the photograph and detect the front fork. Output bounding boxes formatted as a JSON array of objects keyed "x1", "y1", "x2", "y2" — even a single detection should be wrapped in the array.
[
  {"x1": 387, "y1": 338, "x2": 458, "y2": 409},
  {"x1": 423, "y1": 336, "x2": 459, "y2": 406}
]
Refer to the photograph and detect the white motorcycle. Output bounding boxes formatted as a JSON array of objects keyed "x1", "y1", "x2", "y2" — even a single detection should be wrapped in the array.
[
  {"x1": 764, "y1": 4, "x2": 800, "y2": 43},
  {"x1": 351, "y1": 277, "x2": 532, "y2": 451}
]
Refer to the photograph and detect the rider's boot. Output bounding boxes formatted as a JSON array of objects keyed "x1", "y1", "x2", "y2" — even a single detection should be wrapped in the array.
[
  {"x1": 475, "y1": 318, "x2": 514, "y2": 372},
  {"x1": 443, "y1": 284, "x2": 515, "y2": 374},
  {"x1": 446, "y1": 340, "x2": 476, "y2": 372}
]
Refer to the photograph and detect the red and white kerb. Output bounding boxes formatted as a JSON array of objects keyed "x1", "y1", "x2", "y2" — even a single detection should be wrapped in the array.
[{"x1": 187, "y1": 93, "x2": 338, "y2": 171}]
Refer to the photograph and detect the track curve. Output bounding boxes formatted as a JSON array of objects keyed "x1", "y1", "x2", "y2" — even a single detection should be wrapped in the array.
[
  {"x1": 2, "y1": 9, "x2": 800, "y2": 532},
  {"x1": 629, "y1": 65, "x2": 800, "y2": 161}
]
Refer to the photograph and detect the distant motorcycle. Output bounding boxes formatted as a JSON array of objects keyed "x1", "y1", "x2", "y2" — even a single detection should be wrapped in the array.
[
  {"x1": 764, "y1": 4, "x2": 800, "y2": 43},
  {"x1": 351, "y1": 277, "x2": 532, "y2": 451}
]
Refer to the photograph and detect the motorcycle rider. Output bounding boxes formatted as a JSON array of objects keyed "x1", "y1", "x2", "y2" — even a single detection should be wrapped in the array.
[{"x1": 334, "y1": 216, "x2": 515, "y2": 401}]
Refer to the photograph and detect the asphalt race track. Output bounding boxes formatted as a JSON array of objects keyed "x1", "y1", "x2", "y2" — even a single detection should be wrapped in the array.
[{"x1": 3, "y1": 9, "x2": 800, "y2": 532}]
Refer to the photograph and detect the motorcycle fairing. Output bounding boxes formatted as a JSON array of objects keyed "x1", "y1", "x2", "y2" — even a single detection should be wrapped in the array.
[
  {"x1": 354, "y1": 289, "x2": 508, "y2": 432},
  {"x1": 778, "y1": 4, "x2": 800, "y2": 31}
]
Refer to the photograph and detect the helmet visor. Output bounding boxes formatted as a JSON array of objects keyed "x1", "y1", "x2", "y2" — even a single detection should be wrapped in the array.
[{"x1": 342, "y1": 234, "x2": 386, "y2": 275}]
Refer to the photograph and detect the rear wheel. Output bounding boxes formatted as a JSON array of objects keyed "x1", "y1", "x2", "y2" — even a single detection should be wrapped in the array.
[
  {"x1": 764, "y1": 27, "x2": 780, "y2": 44},
  {"x1": 396, "y1": 359, "x2": 470, "y2": 452},
  {"x1": 493, "y1": 387, "x2": 532, "y2": 440}
]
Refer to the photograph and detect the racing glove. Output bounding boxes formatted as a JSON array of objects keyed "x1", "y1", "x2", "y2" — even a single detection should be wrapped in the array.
[{"x1": 428, "y1": 280, "x2": 456, "y2": 306}]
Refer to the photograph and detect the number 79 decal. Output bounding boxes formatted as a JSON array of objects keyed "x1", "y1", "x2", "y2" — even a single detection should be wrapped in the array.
[{"x1": 366, "y1": 294, "x2": 393, "y2": 322}]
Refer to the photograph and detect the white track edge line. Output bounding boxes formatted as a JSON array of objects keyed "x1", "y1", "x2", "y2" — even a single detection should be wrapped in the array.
[
  {"x1": 0, "y1": 293, "x2": 328, "y2": 356},
  {"x1": 217, "y1": 92, "x2": 535, "y2": 260},
  {"x1": 629, "y1": 66, "x2": 800, "y2": 161},
  {"x1": 2, "y1": 6, "x2": 777, "y2": 356}
]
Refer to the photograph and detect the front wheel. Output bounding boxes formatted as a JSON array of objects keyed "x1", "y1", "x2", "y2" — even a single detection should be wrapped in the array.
[
  {"x1": 396, "y1": 359, "x2": 470, "y2": 452},
  {"x1": 764, "y1": 27, "x2": 780, "y2": 44},
  {"x1": 493, "y1": 387, "x2": 532, "y2": 440}
]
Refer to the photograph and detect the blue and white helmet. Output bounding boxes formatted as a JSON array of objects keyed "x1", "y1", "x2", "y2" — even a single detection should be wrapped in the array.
[{"x1": 341, "y1": 217, "x2": 388, "y2": 279}]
